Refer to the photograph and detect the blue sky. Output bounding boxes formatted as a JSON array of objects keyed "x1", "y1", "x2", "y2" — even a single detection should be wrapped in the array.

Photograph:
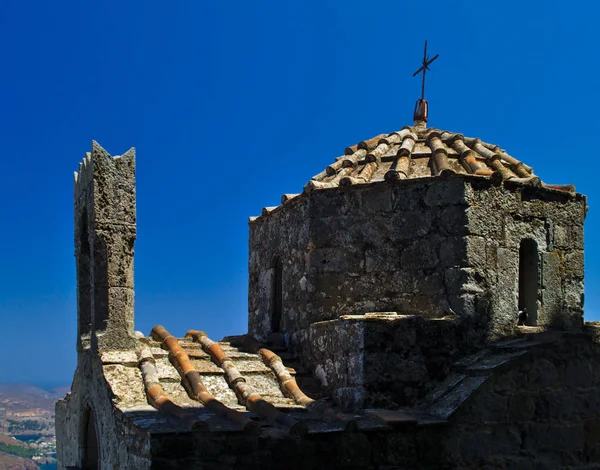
[{"x1": 0, "y1": 1, "x2": 598, "y2": 389}]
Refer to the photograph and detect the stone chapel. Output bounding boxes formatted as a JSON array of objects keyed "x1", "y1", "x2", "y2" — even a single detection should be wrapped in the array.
[{"x1": 56, "y1": 87, "x2": 600, "y2": 469}]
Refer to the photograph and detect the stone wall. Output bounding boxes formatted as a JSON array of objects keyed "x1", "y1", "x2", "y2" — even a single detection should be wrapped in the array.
[
  {"x1": 248, "y1": 197, "x2": 310, "y2": 340},
  {"x1": 301, "y1": 314, "x2": 486, "y2": 410},
  {"x1": 304, "y1": 179, "x2": 466, "y2": 320},
  {"x1": 465, "y1": 179, "x2": 586, "y2": 337},
  {"x1": 249, "y1": 176, "x2": 586, "y2": 362},
  {"x1": 148, "y1": 423, "x2": 421, "y2": 470},
  {"x1": 55, "y1": 352, "x2": 151, "y2": 470},
  {"x1": 436, "y1": 332, "x2": 600, "y2": 469},
  {"x1": 249, "y1": 178, "x2": 472, "y2": 341}
]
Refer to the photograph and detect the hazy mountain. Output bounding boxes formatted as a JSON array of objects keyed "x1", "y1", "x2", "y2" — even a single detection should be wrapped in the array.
[{"x1": 0, "y1": 384, "x2": 69, "y2": 413}]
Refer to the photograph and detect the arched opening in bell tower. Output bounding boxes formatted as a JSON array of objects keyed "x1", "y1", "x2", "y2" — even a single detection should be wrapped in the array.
[{"x1": 518, "y1": 238, "x2": 539, "y2": 325}]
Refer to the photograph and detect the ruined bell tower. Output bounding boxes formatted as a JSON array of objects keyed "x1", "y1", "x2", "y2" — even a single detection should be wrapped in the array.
[{"x1": 74, "y1": 141, "x2": 137, "y2": 351}]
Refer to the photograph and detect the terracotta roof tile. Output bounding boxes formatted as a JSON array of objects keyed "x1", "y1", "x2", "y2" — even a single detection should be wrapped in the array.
[
  {"x1": 95, "y1": 326, "x2": 341, "y2": 434},
  {"x1": 245, "y1": 123, "x2": 579, "y2": 222},
  {"x1": 295, "y1": 124, "x2": 574, "y2": 197},
  {"x1": 186, "y1": 330, "x2": 307, "y2": 434},
  {"x1": 100, "y1": 327, "x2": 452, "y2": 435}
]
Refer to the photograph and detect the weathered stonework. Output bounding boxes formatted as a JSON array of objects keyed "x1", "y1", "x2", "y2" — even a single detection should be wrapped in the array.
[
  {"x1": 249, "y1": 175, "x2": 586, "y2": 402},
  {"x1": 303, "y1": 314, "x2": 483, "y2": 410},
  {"x1": 468, "y1": 179, "x2": 586, "y2": 334},
  {"x1": 430, "y1": 329, "x2": 600, "y2": 469},
  {"x1": 74, "y1": 142, "x2": 137, "y2": 352},
  {"x1": 57, "y1": 329, "x2": 600, "y2": 470},
  {"x1": 249, "y1": 180, "x2": 465, "y2": 341},
  {"x1": 55, "y1": 352, "x2": 152, "y2": 469},
  {"x1": 58, "y1": 118, "x2": 592, "y2": 469}
]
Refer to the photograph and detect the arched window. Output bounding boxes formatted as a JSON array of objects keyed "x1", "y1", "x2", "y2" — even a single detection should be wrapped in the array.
[
  {"x1": 518, "y1": 239, "x2": 539, "y2": 325},
  {"x1": 271, "y1": 257, "x2": 283, "y2": 333},
  {"x1": 82, "y1": 407, "x2": 99, "y2": 469}
]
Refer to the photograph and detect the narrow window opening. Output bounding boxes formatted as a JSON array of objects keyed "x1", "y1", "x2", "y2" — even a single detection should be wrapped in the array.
[
  {"x1": 82, "y1": 408, "x2": 99, "y2": 470},
  {"x1": 80, "y1": 208, "x2": 90, "y2": 257},
  {"x1": 518, "y1": 239, "x2": 539, "y2": 325},
  {"x1": 93, "y1": 233, "x2": 109, "y2": 333},
  {"x1": 271, "y1": 257, "x2": 283, "y2": 333},
  {"x1": 77, "y1": 208, "x2": 92, "y2": 346}
]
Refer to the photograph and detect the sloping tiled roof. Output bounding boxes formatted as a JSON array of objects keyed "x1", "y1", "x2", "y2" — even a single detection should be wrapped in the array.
[
  {"x1": 305, "y1": 123, "x2": 553, "y2": 191},
  {"x1": 100, "y1": 326, "x2": 361, "y2": 435},
  {"x1": 96, "y1": 322, "x2": 574, "y2": 437}
]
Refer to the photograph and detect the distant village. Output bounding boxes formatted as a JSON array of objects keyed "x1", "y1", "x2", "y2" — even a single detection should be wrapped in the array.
[{"x1": 0, "y1": 384, "x2": 64, "y2": 468}]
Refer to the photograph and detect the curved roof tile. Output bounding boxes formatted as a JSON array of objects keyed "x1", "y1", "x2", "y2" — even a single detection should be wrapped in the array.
[
  {"x1": 252, "y1": 123, "x2": 579, "y2": 219},
  {"x1": 305, "y1": 124, "x2": 550, "y2": 192}
]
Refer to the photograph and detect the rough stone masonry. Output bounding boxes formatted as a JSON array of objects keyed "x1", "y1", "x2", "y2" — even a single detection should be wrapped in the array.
[
  {"x1": 249, "y1": 172, "x2": 585, "y2": 408},
  {"x1": 56, "y1": 118, "x2": 596, "y2": 469}
]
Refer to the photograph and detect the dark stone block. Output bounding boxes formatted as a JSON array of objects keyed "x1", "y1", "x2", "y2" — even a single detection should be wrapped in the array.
[
  {"x1": 564, "y1": 359, "x2": 593, "y2": 388},
  {"x1": 437, "y1": 205, "x2": 469, "y2": 235},
  {"x1": 152, "y1": 435, "x2": 198, "y2": 459},
  {"x1": 370, "y1": 430, "x2": 418, "y2": 468},
  {"x1": 389, "y1": 210, "x2": 433, "y2": 241},
  {"x1": 365, "y1": 246, "x2": 401, "y2": 273},
  {"x1": 466, "y1": 389, "x2": 508, "y2": 423},
  {"x1": 524, "y1": 358, "x2": 559, "y2": 391},
  {"x1": 360, "y1": 185, "x2": 393, "y2": 214},
  {"x1": 584, "y1": 419, "x2": 600, "y2": 461},
  {"x1": 307, "y1": 247, "x2": 362, "y2": 273},
  {"x1": 424, "y1": 179, "x2": 469, "y2": 207},
  {"x1": 308, "y1": 188, "x2": 361, "y2": 218},
  {"x1": 392, "y1": 184, "x2": 425, "y2": 211},
  {"x1": 401, "y1": 237, "x2": 441, "y2": 270},
  {"x1": 335, "y1": 432, "x2": 372, "y2": 467},
  {"x1": 364, "y1": 352, "x2": 429, "y2": 385},
  {"x1": 507, "y1": 393, "x2": 536, "y2": 422},
  {"x1": 523, "y1": 423, "x2": 584, "y2": 452}
]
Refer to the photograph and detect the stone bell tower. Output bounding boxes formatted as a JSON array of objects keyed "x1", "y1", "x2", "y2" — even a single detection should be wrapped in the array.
[{"x1": 74, "y1": 141, "x2": 137, "y2": 352}]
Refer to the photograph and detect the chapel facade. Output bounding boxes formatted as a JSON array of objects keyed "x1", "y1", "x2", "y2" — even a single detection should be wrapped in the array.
[{"x1": 56, "y1": 98, "x2": 600, "y2": 469}]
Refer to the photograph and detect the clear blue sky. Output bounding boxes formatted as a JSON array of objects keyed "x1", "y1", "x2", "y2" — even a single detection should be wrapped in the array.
[{"x1": 0, "y1": 1, "x2": 598, "y2": 389}]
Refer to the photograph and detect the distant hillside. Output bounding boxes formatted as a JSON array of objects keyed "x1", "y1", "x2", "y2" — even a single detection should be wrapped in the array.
[
  {"x1": 0, "y1": 450, "x2": 39, "y2": 469},
  {"x1": 0, "y1": 385, "x2": 62, "y2": 467},
  {"x1": 0, "y1": 432, "x2": 28, "y2": 447},
  {"x1": 46, "y1": 387, "x2": 70, "y2": 401},
  {"x1": 0, "y1": 384, "x2": 69, "y2": 413}
]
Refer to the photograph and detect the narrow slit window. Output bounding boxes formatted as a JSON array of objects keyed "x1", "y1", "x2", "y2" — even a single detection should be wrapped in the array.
[
  {"x1": 77, "y1": 208, "x2": 92, "y2": 345},
  {"x1": 518, "y1": 239, "x2": 539, "y2": 325},
  {"x1": 271, "y1": 257, "x2": 283, "y2": 333}
]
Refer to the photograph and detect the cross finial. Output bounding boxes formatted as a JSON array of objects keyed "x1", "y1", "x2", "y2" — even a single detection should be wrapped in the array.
[{"x1": 412, "y1": 41, "x2": 439, "y2": 125}]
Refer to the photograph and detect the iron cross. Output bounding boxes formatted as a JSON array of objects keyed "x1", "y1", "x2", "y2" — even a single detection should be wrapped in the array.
[{"x1": 412, "y1": 41, "x2": 439, "y2": 101}]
